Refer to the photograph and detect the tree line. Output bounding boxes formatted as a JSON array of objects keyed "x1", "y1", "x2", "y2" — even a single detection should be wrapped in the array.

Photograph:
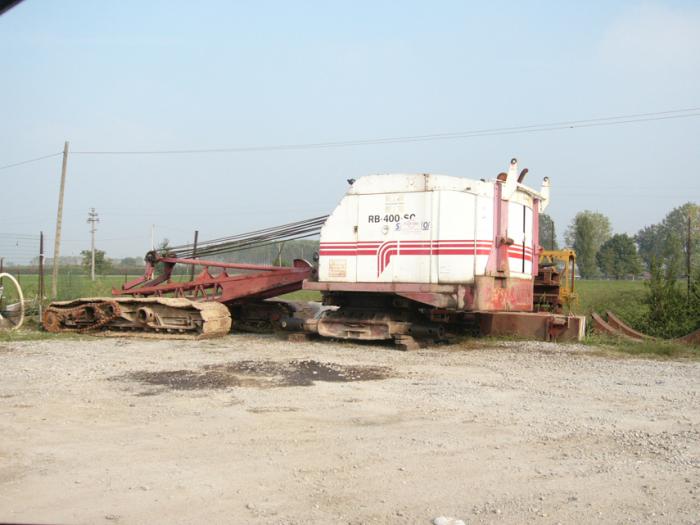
[
  {"x1": 540, "y1": 202, "x2": 699, "y2": 281},
  {"x1": 542, "y1": 202, "x2": 699, "y2": 338}
]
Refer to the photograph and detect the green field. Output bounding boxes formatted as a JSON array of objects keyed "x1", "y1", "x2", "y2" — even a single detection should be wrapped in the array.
[
  {"x1": 1, "y1": 273, "x2": 149, "y2": 302},
  {"x1": 0, "y1": 272, "x2": 196, "y2": 303},
  {"x1": 1, "y1": 272, "x2": 322, "y2": 303},
  {"x1": 574, "y1": 279, "x2": 647, "y2": 327},
  {"x1": 279, "y1": 290, "x2": 323, "y2": 302},
  {"x1": 572, "y1": 280, "x2": 699, "y2": 358}
]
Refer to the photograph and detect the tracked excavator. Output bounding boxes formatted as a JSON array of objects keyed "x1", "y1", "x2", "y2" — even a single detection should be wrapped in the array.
[{"x1": 44, "y1": 159, "x2": 587, "y2": 344}]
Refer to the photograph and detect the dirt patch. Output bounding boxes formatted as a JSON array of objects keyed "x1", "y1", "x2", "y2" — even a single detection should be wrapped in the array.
[
  {"x1": 216, "y1": 359, "x2": 391, "y2": 386},
  {"x1": 116, "y1": 359, "x2": 391, "y2": 392},
  {"x1": 122, "y1": 369, "x2": 245, "y2": 391}
]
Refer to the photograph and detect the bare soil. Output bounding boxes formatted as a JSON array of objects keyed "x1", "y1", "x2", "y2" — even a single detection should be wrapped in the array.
[{"x1": 0, "y1": 335, "x2": 698, "y2": 524}]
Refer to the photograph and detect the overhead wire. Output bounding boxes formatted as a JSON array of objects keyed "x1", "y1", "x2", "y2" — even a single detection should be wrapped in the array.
[
  {"x1": 2, "y1": 107, "x2": 699, "y2": 170},
  {"x1": 63, "y1": 107, "x2": 700, "y2": 155},
  {"x1": 0, "y1": 152, "x2": 62, "y2": 171}
]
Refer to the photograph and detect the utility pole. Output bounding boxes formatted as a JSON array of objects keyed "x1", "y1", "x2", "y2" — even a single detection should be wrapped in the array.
[
  {"x1": 687, "y1": 212, "x2": 692, "y2": 300},
  {"x1": 151, "y1": 224, "x2": 155, "y2": 251},
  {"x1": 38, "y1": 232, "x2": 45, "y2": 317},
  {"x1": 51, "y1": 141, "x2": 69, "y2": 298},
  {"x1": 87, "y1": 208, "x2": 100, "y2": 280}
]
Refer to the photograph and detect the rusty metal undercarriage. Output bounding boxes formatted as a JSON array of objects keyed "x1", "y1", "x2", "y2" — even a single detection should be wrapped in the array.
[
  {"x1": 285, "y1": 284, "x2": 583, "y2": 349},
  {"x1": 43, "y1": 253, "x2": 316, "y2": 339}
]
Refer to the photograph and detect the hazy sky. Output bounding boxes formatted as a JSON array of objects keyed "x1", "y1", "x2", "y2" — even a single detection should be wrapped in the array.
[{"x1": 1, "y1": 0, "x2": 699, "y2": 263}]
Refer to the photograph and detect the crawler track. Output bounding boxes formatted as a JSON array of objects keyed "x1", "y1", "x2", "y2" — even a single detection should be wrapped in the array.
[{"x1": 43, "y1": 297, "x2": 231, "y2": 339}]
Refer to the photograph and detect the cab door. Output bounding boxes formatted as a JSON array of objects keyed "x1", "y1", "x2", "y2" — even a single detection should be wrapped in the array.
[{"x1": 507, "y1": 202, "x2": 533, "y2": 276}]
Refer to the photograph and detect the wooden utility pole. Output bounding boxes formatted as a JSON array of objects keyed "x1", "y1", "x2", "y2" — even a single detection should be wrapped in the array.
[
  {"x1": 51, "y1": 141, "x2": 69, "y2": 298},
  {"x1": 687, "y1": 212, "x2": 692, "y2": 299},
  {"x1": 87, "y1": 208, "x2": 99, "y2": 280}
]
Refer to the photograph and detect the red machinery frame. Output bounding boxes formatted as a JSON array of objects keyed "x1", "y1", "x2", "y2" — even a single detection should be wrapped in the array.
[{"x1": 113, "y1": 252, "x2": 314, "y2": 304}]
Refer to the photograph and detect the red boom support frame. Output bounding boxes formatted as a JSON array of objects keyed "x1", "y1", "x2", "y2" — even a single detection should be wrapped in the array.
[{"x1": 113, "y1": 254, "x2": 314, "y2": 305}]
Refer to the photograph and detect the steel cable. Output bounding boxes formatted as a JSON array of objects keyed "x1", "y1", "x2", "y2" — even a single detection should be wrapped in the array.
[{"x1": 169, "y1": 215, "x2": 328, "y2": 258}]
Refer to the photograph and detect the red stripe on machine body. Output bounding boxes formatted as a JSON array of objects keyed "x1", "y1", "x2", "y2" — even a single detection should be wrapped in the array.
[{"x1": 320, "y1": 239, "x2": 500, "y2": 276}]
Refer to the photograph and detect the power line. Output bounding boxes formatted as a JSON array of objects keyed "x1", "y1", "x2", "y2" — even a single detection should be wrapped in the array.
[
  {"x1": 70, "y1": 107, "x2": 700, "y2": 155},
  {"x1": 2, "y1": 106, "x2": 699, "y2": 170},
  {"x1": 0, "y1": 152, "x2": 62, "y2": 171}
]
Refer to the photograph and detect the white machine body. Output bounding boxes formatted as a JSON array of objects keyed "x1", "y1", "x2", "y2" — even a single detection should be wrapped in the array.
[{"x1": 317, "y1": 162, "x2": 548, "y2": 288}]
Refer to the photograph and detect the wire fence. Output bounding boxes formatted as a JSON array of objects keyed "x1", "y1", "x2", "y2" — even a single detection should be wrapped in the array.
[
  {"x1": 0, "y1": 232, "x2": 131, "y2": 306},
  {"x1": 0, "y1": 230, "x2": 320, "y2": 310},
  {"x1": 0, "y1": 233, "x2": 43, "y2": 318},
  {"x1": 0, "y1": 232, "x2": 41, "y2": 267}
]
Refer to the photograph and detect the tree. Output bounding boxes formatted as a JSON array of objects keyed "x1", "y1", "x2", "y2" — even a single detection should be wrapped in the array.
[
  {"x1": 636, "y1": 202, "x2": 699, "y2": 278},
  {"x1": 119, "y1": 256, "x2": 141, "y2": 267},
  {"x1": 565, "y1": 211, "x2": 612, "y2": 278},
  {"x1": 596, "y1": 234, "x2": 642, "y2": 279},
  {"x1": 659, "y1": 203, "x2": 699, "y2": 279},
  {"x1": 157, "y1": 238, "x2": 173, "y2": 256},
  {"x1": 644, "y1": 261, "x2": 699, "y2": 338},
  {"x1": 690, "y1": 268, "x2": 700, "y2": 332},
  {"x1": 80, "y1": 249, "x2": 112, "y2": 275},
  {"x1": 538, "y1": 214, "x2": 558, "y2": 250},
  {"x1": 154, "y1": 239, "x2": 173, "y2": 276},
  {"x1": 636, "y1": 223, "x2": 664, "y2": 271},
  {"x1": 637, "y1": 203, "x2": 700, "y2": 337}
]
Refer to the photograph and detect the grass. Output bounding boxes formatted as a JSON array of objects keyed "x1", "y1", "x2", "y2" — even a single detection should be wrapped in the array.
[
  {"x1": 4, "y1": 273, "x2": 646, "y2": 311},
  {"x1": 574, "y1": 279, "x2": 647, "y2": 327},
  {"x1": 0, "y1": 328, "x2": 79, "y2": 343},
  {"x1": 0, "y1": 272, "x2": 324, "y2": 306},
  {"x1": 1, "y1": 273, "x2": 143, "y2": 302},
  {"x1": 1, "y1": 272, "x2": 200, "y2": 302},
  {"x1": 0, "y1": 318, "x2": 84, "y2": 342},
  {"x1": 583, "y1": 333, "x2": 699, "y2": 360},
  {"x1": 572, "y1": 280, "x2": 700, "y2": 357},
  {"x1": 279, "y1": 290, "x2": 322, "y2": 302}
]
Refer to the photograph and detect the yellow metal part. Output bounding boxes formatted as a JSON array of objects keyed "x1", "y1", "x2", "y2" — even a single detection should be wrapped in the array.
[{"x1": 539, "y1": 249, "x2": 578, "y2": 310}]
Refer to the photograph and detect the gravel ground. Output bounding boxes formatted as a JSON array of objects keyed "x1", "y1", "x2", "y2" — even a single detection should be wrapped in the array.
[{"x1": 0, "y1": 334, "x2": 698, "y2": 524}]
